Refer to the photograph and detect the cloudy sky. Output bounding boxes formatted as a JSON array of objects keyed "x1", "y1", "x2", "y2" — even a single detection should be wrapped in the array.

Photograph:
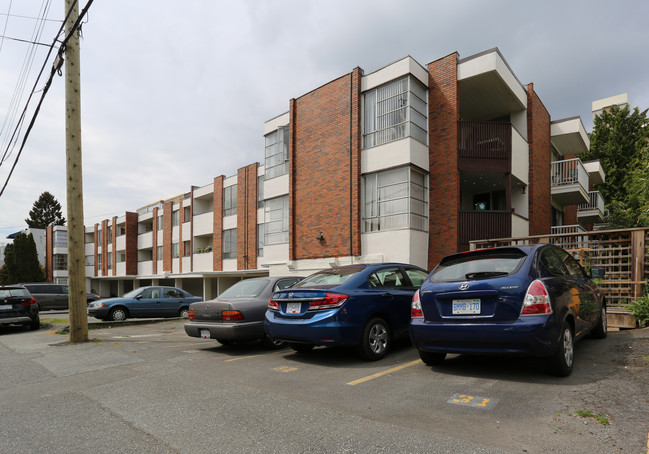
[{"x1": 0, "y1": 0, "x2": 648, "y2": 243}]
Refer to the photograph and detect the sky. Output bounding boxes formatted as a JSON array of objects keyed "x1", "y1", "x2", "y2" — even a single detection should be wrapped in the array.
[{"x1": 0, "y1": 0, "x2": 648, "y2": 244}]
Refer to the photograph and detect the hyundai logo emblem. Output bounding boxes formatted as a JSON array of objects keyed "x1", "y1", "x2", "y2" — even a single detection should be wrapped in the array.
[
  {"x1": 458, "y1": 283, "x2": 469, "y2": 290},
  {"x1": 288, "y1": 292, "x2": 293, "y2": 298}
]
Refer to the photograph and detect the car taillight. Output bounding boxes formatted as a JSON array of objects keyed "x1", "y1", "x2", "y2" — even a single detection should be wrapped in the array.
[
  {"x1": 268, "y1": 298, "x2": 279, "y2": 311},
  {"x1": 307, "y1": 293, "x2": 348, "y2": 311},
  {"x1": 222, "y1": 310, "x2": 244, "y2": 321},
  {"x1": 188, "y1": 310, "x2": 195, "y2": 321},
  {"x1": 521, "y1": 280, "x2": 552, "y2": 316},
  {"x1": 411, "y1": 290, "x2": 423, "y2": 318}
]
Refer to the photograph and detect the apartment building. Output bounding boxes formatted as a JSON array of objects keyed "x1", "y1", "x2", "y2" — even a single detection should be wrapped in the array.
[{"x1": 44, "y1": 48, "x2": 605, "y2": 299}]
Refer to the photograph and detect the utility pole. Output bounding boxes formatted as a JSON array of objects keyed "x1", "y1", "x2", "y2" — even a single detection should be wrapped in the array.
[{"x1": 64, "y1": 0, "x2": 88, "y2": 342}]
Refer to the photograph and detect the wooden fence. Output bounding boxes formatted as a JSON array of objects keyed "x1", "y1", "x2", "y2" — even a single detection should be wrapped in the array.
[{"x1": 470, "y1": 227, "x2": 648, "y2": 310}]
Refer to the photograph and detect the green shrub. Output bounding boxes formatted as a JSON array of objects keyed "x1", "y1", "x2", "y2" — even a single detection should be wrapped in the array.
[{"x1": 630, "y1": 297, "x2": 649, "y2": 327}]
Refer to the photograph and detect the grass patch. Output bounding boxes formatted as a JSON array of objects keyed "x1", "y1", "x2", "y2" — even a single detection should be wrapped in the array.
[
  {"x1": 41, "y1": 318, "x2": 69, "y2": 325},
  {"x1": 576, "y1": 410, "x2": 609, "y2": 425}
]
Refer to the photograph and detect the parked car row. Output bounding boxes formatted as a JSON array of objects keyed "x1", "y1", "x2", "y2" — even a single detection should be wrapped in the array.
[
  {"x1": 185, "y1": 244, "x2": 608, "y2": 376},
  {"x1": 0, "y1": 285, "x2": 40, "y2": 331}
]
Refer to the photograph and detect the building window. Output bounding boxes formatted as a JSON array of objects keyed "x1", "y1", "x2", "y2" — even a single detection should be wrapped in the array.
[
  {"x1": 264, "y1": 126, "x2": 289, "y2": 179},
  {"x1": 98, "y1": 253, "x2": 102, "y2": 269},
  {"x1": 264, "y1": 195, "x2": 289, "y2": 245},
  {"x1": 157, "y1": 215, "x2": 163, "y2": 230},
  {"x1": 85, "y1": 255, "x2": 94, "y2": 266},
  {"x1": 223, "y1": 184, "x2": 237, "y2": 217},
  {"x1": 223, "y1": 229, "x2": 237, "y2": 259},
  {"x1": 172, "y1": 243, "x2": 179, "y2": 259},
  {"x1": 362, "y1": 166, "x2": 428, "y2": 232},
  {"x1": 54, "y1": 254, "x2": 67, "y2": 271},
  {"x1": 53, "y1": 230, "x2": 67, "y2": 247},
  {"x1": 183, "y1": 241, "x2": 191, "y2": 256},
  {"x1": 97, "y1": 230, "x2": 102, "y2": 243},
  {"x1": 257, "y1": 175, "x2": 264, "y2": 209},
  {"x1": 257, "y1": 223, "x2": 264, "y2": 257},
  {"x1": 107, "y1": 252, "x2": 112, "y2": 270},
  {"x1": 172, "y1": 210, "x2": 179, "y2": 227},
  {"x1": 118, "y1": 253, "x2": 126, "y2": 263},
  {"x1": 157, "y1": 246, "x2": 163, "y2": 259},
  {"x1": 107, "y1": 227, "x2": 112, "y2": 243},
  {"x1": 183, "y1": 206, "x2": 190, "y2": 223},
  {"x1": 363, "y1": 76, "x2": 427, "y2": 149}
]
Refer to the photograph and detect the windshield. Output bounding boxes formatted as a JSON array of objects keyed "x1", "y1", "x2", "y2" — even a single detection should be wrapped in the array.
[
  {"x1": 122, "y1": 288, "x2": 144, "y2": 299},
  {"x1": 431, "y1": 250, "x2": 527, "y2": 282},
  {"x1": 292, "y1": 266, "x2": 364, "y2": 288},
  {"x1": 0, "y1": 288, "x2": 28, "y2": 297},
  {"x1": 219, "y1": 279, "x2": 269, "y2": 298}
]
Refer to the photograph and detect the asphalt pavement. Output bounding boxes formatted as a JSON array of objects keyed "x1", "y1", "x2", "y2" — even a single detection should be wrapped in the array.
[{"x1": 1, "y1": 316, "x2": 648, "y2": 453}]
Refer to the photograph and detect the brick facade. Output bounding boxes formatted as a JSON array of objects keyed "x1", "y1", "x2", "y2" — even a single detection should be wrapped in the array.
[
  {"x1": 527, "y1": 83, "x2": 551, "y2": 235},
  {"x1": 152, "y1": 207, "x2": 159, "y2": 275},
  {"x1": 163, "y1": 202, "x2": 173, "y2": 271},
  {"x1": 213, "y1": 176, "x2": 224, "y2": 271},
  {"x1": 427, "y1": 53, "x2": 460, "y2": 268},
  {"x1": 289, "y1": 68, "x2": 362, "y2": 261},
  {"x1": 237, "y1": 163, "x2": 259, "y2": 270},
  {"x1": 125, "y1": 212, "x2": 138, "y2": 275}
]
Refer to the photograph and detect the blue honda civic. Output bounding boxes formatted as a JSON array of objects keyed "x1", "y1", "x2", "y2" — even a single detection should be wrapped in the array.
[
  {"x1": 409, "y1": 244, "x2": 607, "y2": 376},
  {"x1": 265, "y1": 263, "x2": 429, "y2": 360}
]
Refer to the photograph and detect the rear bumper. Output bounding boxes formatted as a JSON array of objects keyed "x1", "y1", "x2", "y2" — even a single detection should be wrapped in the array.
[
  {"x1": 409, "y1": 315, "x2": 559, "y2": 358},
  {"x1": 264, "y1": 310, "x2": 361, "y2": 346},
  {"x1": 0, "y1": 315, "x2": 35, "y2": 325},
  {"x1": 184, "y1": 321, "x2": 264, "y2": 342}
]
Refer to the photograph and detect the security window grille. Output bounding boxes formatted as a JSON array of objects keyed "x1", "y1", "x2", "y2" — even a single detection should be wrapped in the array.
[
  {"x1": 223, "y1": 184, "x2": 237, "y2": 217},
  {"x1": 363, "y1": 166, "x2": 429, "y2": 232},
  {"x1": 265, "y1": 126, "x2": 289, "y2": 179},
  {"x1": 363, "y1": 75, "x2": 427, "y2": 149},
  {"x1": 264, "y1": 196, "x2": 289, "y2": 245},
  {"x1": 54, "y1": 254, "x2": 67, "y2": 271},
  {"x1": 223, "y1": 229, "x2": 237, "y2": 259}
]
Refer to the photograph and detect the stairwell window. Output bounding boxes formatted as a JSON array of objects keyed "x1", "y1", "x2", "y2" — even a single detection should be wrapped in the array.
[
  {"x1": 223, "y1": 184, "x2": 237, "y2": 217},
  {"x1": 264, "y1": 195, "x2": 289, "y2": 245},
  {"x1": 265, "y1": 126, "x2": 289, "y2": 179},
  {"x1": 363, "y1": 166, "x2": 428, "y2": 232},
  {"x1": 363, "y1": 75, "x2": 427, "y2": 149},
  {"x1": 223, "y1": 229, "x2": 237, "y2": 259}
]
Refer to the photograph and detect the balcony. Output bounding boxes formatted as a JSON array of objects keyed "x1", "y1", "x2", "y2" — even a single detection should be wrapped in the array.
[
  {"x1": 459, "y1": 210, "x2": 512, "y2": 247},
  {"x1": 578, "y1": 191, "x2": 606, "y2": 224},
  {"x1": 550, "y1": 158, "x2": 589, "y2": 205},
  {"x1": 550, "y1": 225, "x2": 586, "y2": 236},
  {"x1": 458, "y1": 121, "x2": 511, "y2": 161}
]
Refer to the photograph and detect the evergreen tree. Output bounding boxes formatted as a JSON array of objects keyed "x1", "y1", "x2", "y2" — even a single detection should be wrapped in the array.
[
  {"x1": 582, "y1": 104, "x2": 649, "y2": 228},
  {"x1": 1, "y1": 233, "x2": 44, "y2": 284},
  {"x1": 25, "y1": 191, "x2": 66, "y2": 228}
]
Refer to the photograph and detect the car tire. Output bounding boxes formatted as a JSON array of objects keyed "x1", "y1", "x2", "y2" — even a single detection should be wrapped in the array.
[
  {"x1": 590, "y1": 306, "x2": 608, "y2": 339},
  {"x1": 357, "y1": 317, "x2": 390, "y2": 361},
  {"x1": 178, "y1": 307, "x2": 189, "y2": 318},
  {"x1": 419, "y1": 350, "x2": 446, "y2": 366},
  {"x1": 288, "y1": 343, "x2": 314, "y2": 353},
  {"x1": 109, "y1": 307, "x2": 128, "y2": 322},
  {"x1": 549, "y1": 322, "x2": 574, "y2": 377},
  {"x1": 27, "y1": 316, "x2": 40, "y2": 331}
]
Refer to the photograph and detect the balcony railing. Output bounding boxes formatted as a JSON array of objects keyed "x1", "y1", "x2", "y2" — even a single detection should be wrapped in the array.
[
  {"x1": 458, "y1": 121, "x2": 511, "y2": 160},
  {"x1": 578, "y1": 191, "x2": 605, "y2": 214},
  {"x1": 551, "y1": 158, "x2": 588, "y2": 189},
  {"x1": 550, "y1": 225, "x2": 585, "y2": 236},
  {"x1": 459, "y1": 210, "x2": 511, "y2": 245}
]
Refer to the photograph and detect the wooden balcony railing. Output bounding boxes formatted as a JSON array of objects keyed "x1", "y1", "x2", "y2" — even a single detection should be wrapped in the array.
[
  {"x1": 458, "y1": 121, "x2": 511, "y2": 160},
  {"x1": 459, "y1": 210, "x2": 512, "y2": 245}
]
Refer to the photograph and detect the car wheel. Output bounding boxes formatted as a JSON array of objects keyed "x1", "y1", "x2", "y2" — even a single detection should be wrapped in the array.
[
  {"x1": 27, "y1": 316, "x2": 40, "y2": 331},
  {"x1": 357, "y1": 317, "x2": 390, "y2": 361},
  {"x1": 178, "y1": 307, "x2": 189, "y2": 318},
  {"x1": 590, "y1": 306, "x2": 608, "y2": 339},
  {"x1": 109, "y1": 307, "x2": 127, "y2": 322},
  {"x1": 288, "y1": 343, "x2": 314, "y2": 353},
  {"x1": 419, "y1": 350, "x2": 446, "y2": 366},
  {"x1": 549, "y1": 322, "x2": 574, "y2": 377},
  {"x1": 263, "y1": 334, "x2": 285, "y2": 349}
]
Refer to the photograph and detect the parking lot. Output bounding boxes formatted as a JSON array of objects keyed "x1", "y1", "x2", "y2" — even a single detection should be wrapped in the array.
[{"x1": 1, "y1": 314, "x2": 648, "y2": 453}]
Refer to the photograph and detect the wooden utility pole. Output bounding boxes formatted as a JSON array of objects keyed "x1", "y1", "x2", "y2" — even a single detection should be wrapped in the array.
[{"x1": 64, "y1": 0, "x2": 88, "y2": 342}]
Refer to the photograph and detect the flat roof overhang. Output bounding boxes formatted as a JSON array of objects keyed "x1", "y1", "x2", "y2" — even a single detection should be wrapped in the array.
[{"x1": 551, "y1": 117, "x2": 590, "y2": 156}]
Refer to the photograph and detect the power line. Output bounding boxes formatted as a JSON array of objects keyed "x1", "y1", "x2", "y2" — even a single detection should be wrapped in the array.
[{"x1": 0, "y1": 0, "x2": 95, "y2": 198}]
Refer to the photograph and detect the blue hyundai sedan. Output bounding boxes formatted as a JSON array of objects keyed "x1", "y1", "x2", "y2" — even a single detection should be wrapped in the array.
[
  {"x1": 265, "y1": 263, "x2": 429, "y2": 360},
  {"x1": 409, "y1": 244, "x2": 607, "y2": 376}
]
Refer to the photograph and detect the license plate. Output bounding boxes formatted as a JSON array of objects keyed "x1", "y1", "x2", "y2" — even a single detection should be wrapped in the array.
[
  {"x1": 200, "y1": 329, "x2": 210, "y2": 339},
  {"x1": 286, "y1": 302, "x2": 302, "y2": 314},
  {"x1": 0, "y1": 304, "x2": 12, "y2": 310},
  {"x1": 452, "y1": 299, "x2": 481, "y2": 315}
]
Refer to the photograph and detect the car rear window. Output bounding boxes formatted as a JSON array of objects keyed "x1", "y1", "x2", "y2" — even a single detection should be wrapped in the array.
[
  {"x1": 430, "y1": 249, "x2": 528, "y2": 282},
  {"x1": 219, "y1": 279, "x2": 269, "y2": 298},
  {"x1": 0, "y1": 289, "x2": 29, "y2": 297},
  {"x1": 292, "y1": 266, "x2": 364, "y2": 288}
]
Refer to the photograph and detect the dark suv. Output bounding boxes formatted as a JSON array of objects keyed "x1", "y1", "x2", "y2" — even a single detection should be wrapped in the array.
[
  {"x1": 0, "y1": 285, "x2": 40, "y2": 330},
  {"x1": 19, "y1": 283, "x2": 100, "y2": 311}
]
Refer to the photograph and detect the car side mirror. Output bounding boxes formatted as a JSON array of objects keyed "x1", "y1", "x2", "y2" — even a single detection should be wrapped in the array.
[
  {"x1": 590, "y1": 267, "x2": 605, "y2": 279},
  {"x1": 134, "y1": 295, "x2": 142, "y2": 300}
]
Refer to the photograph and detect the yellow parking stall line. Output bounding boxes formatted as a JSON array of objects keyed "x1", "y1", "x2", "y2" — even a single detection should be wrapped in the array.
[
  {"x1": 224, "y1": 350, "x2": 287, "y2": 362},
  {"x1": 163, "y1": 342, "x2": 213, "y2": 349},
  {"x1": 346, "y1": 359, "x2": 421, "y2": 386}
]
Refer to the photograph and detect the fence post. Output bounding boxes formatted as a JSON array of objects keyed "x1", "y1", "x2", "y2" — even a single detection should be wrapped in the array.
[{"x1": 631, "y1": 229, "x2": 645, "y2": 299}]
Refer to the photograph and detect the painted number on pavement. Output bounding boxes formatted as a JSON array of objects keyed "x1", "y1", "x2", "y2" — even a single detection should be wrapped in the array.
[
  {"x1": 273, "y1": 366, "x2": 298, "y2": 373},
  {"x1": 448, "y1": 393, "x2": 498, "y2": 409}
]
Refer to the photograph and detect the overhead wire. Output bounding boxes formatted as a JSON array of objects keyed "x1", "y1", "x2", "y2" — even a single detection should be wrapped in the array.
[
  {"x1": 0, "y1": 0, "x2": 54, "y2": 165},
  {"x1": 0, "y1": 0, "x2": 95, "y2": 199}
]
